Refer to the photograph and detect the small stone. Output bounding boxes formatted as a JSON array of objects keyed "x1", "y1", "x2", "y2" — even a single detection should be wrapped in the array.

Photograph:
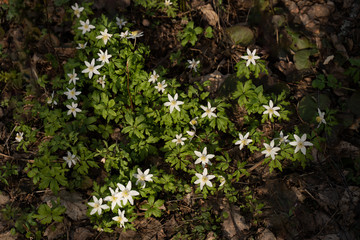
[{"x1": 142, "y1": 19, "x2": 150, "y2": 27}]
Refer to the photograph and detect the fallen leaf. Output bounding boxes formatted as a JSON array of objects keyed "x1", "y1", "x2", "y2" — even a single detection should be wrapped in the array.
[
  {"x1": 323, "y1": 55, "x2": 334, "y2": 65},
  {"x1": 44, "y1": 222, "x2": 66, "y2": 240},
  {"x1": 199, "y1": 4, "x2": 220, "y2": 28},
  {"x1": 73, "y1": 227, "x2": 94, "y2": 240},
  {"x1": 0, "y1": 192, "x2": 10, "y2": 205}
]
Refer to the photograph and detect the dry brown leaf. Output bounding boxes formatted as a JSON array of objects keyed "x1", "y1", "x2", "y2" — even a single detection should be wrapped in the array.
[
  {"x1": 0, "y1": 192, "x2": 10, "y2": 205},
  {"x1": 44, "y1": 222, "x2": 66, "y2": 240},
  {"x1": 73, "y1": 227, "x2": 94, "y2": 240},
  {"x1": 199, "y1": 4, "x2": 220, "y2": 28}
]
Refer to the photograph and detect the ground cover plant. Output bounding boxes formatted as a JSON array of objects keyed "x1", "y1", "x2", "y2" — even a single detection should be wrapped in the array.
[{"x1": 0, "y1": 0, "x2": 360, "y2": 239}]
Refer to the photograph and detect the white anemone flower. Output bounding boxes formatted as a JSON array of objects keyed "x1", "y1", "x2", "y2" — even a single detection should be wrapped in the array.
[
  {"x1": 71, "y1": 3, "x2": 84, "y2": 18},
  {"x1": 97, "y1": 49, "x2": 112, "y2": 64},
  {"x1": 47, "y1": 91, "x2": 57, "y2": 107},
  {"x1": 263, "y1": 100, "x2": 280, "y2": 119},
  {"x1": 235, "y1": 132, "x2": 253, "y2": 150},
  {"x1": 164, "y1": 93, "x2": 184, "y2": 113},
  {"x1": 67, "y1": 69, "x2": 79, "y2": 85},
  {"x1": 15, "y1": 132, "x2": 24, "y2": 142},
  {"x1": 63, "y1": 151, "x2": 78, "y2": 168},
  {"x1": 134, "y1": 168, "x2": 153, "y2": 188},
  {"x1": 261, "y1": 140, "x2": 281, "y2": 160},
  {"x1": 194, "y1": 168, "x2": 215, "y2": 190},
  {"x1": 172, "y1": 134, "x2": 186, "y2": 146},
  {"x1": 116, "y1": 181, "x2": 139, "y2": 206},
  {"x1": 64, "y1": 87, "x2": 81, "y2": 100},
  {"x1": 76, "y1": 42, "x2": 87, "y2": 50},
  {"x1": 289, "y1": 134, "x2": 313, "y2": 155},
  {"x1": 78, "y1": 19, "x2": 95, "y2": 34},
  {"x1": 97, "y1": 76, "x2": 106, "y2": 88},
  {"x1": 316, "y1": 108, "x2": 326, "y2": 128},
  {"x1": 88, "y1": 196, "x2": 109, "y2": 216},
  {"x1": 200, "y1": 102, "x2": 217, "y2": 119},
  {"x1": 194, "y1": 147, "x2": 215, "y2": 167},
  {"x1": 164, "y1": 0, "x2": 173, "y2": 7},
  {"x1": 120, "y1": 30, "x2": 129, "y2": 39},
  {"x1": 155, "y1": 80, "x2": 167, "y2": 93},
  {"x1": 96, "y1": 29, "x2": 113, "y2": 45},
  {"x1": 187, "y1": 59, "x2": 200, "y2": 72},
  {"x1": 112, "y1": 209, "x2": 128, "y2": 228},
  {"x1": 148, "y1": 70, "x2": 159, "y2": 83},
  {"x1": 116, "y1": 17, "x2": 127, "y2": 29},
  {"x1": 104, "y1": 187, "x2": 122, "y2": 210},
  {"x1": 66, "y1": 102, "x2": 82, "y2": 117},
  {"x1": 241, "y1": 48, "x2": 260, "y2": 67},
  {"x1": 276, "y1": 131, "x2": 289, "y2": 145},
  {"x1": 82, "y1": 59, "x2": 102, "y2": 79}
]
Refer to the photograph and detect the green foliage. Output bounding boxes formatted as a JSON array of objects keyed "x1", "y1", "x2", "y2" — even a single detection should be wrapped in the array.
[
  {"x1": 0, "y1": 162, "x2": 18, "y2": 186},
  {"x1": 179, "y1": 21, "x2": 203, "y2": 47},
  {"x1": 34, "y1": 201, "x2": 66, "y2": 224},
  {"x1": 141, "y1": 195, "x2": 165, "y2": 218},
  {"x1": 345, "y1": 58, "x2": 360, "y2": 85},
  {"x1": 312, "y1": 74, "x2": 341, "y2": 90}
]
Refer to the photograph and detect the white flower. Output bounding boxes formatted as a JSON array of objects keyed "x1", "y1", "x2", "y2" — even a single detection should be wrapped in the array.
[
  {"x1": 261, "y1": 140, "x2": 281, "y2": 160},
  {"x1": 78, "y1": 19, "x2": 95, "y2": 34},
  {"x1": 112, "y1": 209, "x2": 128, "y2": 228},
  {"x1": 155, "y1": 80, "x2": 167, "y2": 93},
  {"x1": 164, "y1": 0, "x2": 172, "y2": 7},
  {"x1": 97, "y1": 49, "x2": 112, "y2": 64},
  {"x1": 120, "y1": 30, "x2": 129, "y2": 39},
  {"x1": 71, "y1": 3, "x2": 84, "y2": 18},
  {"x1": 76, "y1": 42, "x2": 87, "y2": 50},
  {"x1": 186, "y1": 130, "x2": 196, "y2": 139},
  {"x1": 133, "y1": 168, "x2": 153, "y2": 188},
  {"x1": 82, "y1": 59, "x2": 102, "y2": 79},
  {"x1": 276, "y1": 131, "x2": 289, "y2": 145},
  {"x1": 47, "y1": 91, "x2": 57, "y2": 107},
  {"x1": 97, "y1": 76, "x2": 106, "y2": 88},
  {"x1": 96, "y1": 29, "x2": 113, "y2": 45},
  {"x1": 67, "y1": 69, "x2": 79, "y2": 85},
  {"x1": 15, "y1": 132, "x2": 23, "y2": 142},
  {"x1": 148, "y1": 70, "x2": 159, "y2": 83},
  {"x1": 289, "y1": 134, "x2": 313, "y2": 155},
  {"x1": 164, "y1": 93, "x2": 184, "y2": 113},
  {"x1": 187, "y1": 59, "x2": 200, "y2": 72},
  {"x1": 235, "y1": 132, "x2": 253, "y2": 150},
  {"x1": 263, "y1": 100, "x2": 280, "y2": 119},
  {"x1": 63, "y1": 151, "x2": 78, "y2": 168},
  {"x1": 316, "y1": 108, "x2": 326, "y2": 128},
  {"x1": 219, "y1": 176, "x2": 226, "y2": 187},
  {"x1": 127, "y1": 31, "x2": 144, "y2": 39},
  {"x1": 200, "y1": 102, "x2": 217, "y2": 119},
  {"x1": 116, "y1": 181, "x2": 139, "y2": 206},
  {"x1": 66, "y1": 102, "x2": 82, "y2": 117},
  {"x1": 172, "y1": 134, "x2": 186, "y2": 146},
  {"x1": 194, "y1": 147, "x2": 215, "y2": 167},
  {"x1": 241, "y1": 48, "x2": 260, "y2": 67},
  {"x1": 116, "y1": 17, "x2": 127, "y2": 29},
  {"x1": 189, "y1": 117, "x2": 198, "y2": 128},
  {"x1": 104, "y1": 187, "x2": 122, "y2": 210},
  {"x1": 194, "y1": 168, "x2": 215, "y2": 190},
  {"x1": 88, "y1": 196, "x2": 109, "y2": 216},
  {"x1": 64, "y1": 87, "x2": 81, "y2": 100}
]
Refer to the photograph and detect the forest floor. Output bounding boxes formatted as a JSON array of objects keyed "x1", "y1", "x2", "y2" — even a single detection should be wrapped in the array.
[{"x1": 0, "y1": 0, "x2": 360, "y2": 239}]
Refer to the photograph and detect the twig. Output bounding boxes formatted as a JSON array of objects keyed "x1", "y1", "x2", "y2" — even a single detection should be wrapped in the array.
[
  {"x1": 0, "y1": 152, "x2": 14, "y2": 159},
  {"x1": 232, "y1": 158, "x2": 265, "y2": 183},
  {"x1": 4, "y1": 125, "x2": 16, "y2": 155}
]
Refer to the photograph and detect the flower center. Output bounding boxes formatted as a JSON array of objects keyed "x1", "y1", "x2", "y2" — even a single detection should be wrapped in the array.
[
  {"x1": 140, "y1": 174, "x2": 146, "y2": 181},
  {"x1": 202, "y1": 176, "x2": 208, "y2": 182},
  {"x1": 74, "y1": 10, "x2": 80, "y2": 15},
  {"x1": 200, "y1": 156, "x2": 206, "y2": 162},
  {"x1": 206, "y1": 109, "x2": 211, "y2": 114},
  {"x1": 89, "y1": 66, "x2": 94, "y2": 71},
  {"x1": 316, "y1": 116, "x2": 322, "y2": 123},
  {"x1": 94, "y1": 203, "x2": 100, "y2": 208},
  {"x1": 117, "y1": 217, "x2": 123, "y2": 223},
  {"x1": 298, "y1": 142, "x2": 304, "y2": 148},
  {"x1": 171, "y1": 100, "x2": 177, "y2": 106},
  {"x1": 268, "y1": 109, "x2": 274, "y2": 114},
  {"x1": 84, "y1": 24, "x2": 89, "y2": 30},
  {"x1": 241, "y1": 139, "x2": 247, "y2": 145},
  {"x1": 122, "y1": 190, "x2": 129, "y2": 197}
]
